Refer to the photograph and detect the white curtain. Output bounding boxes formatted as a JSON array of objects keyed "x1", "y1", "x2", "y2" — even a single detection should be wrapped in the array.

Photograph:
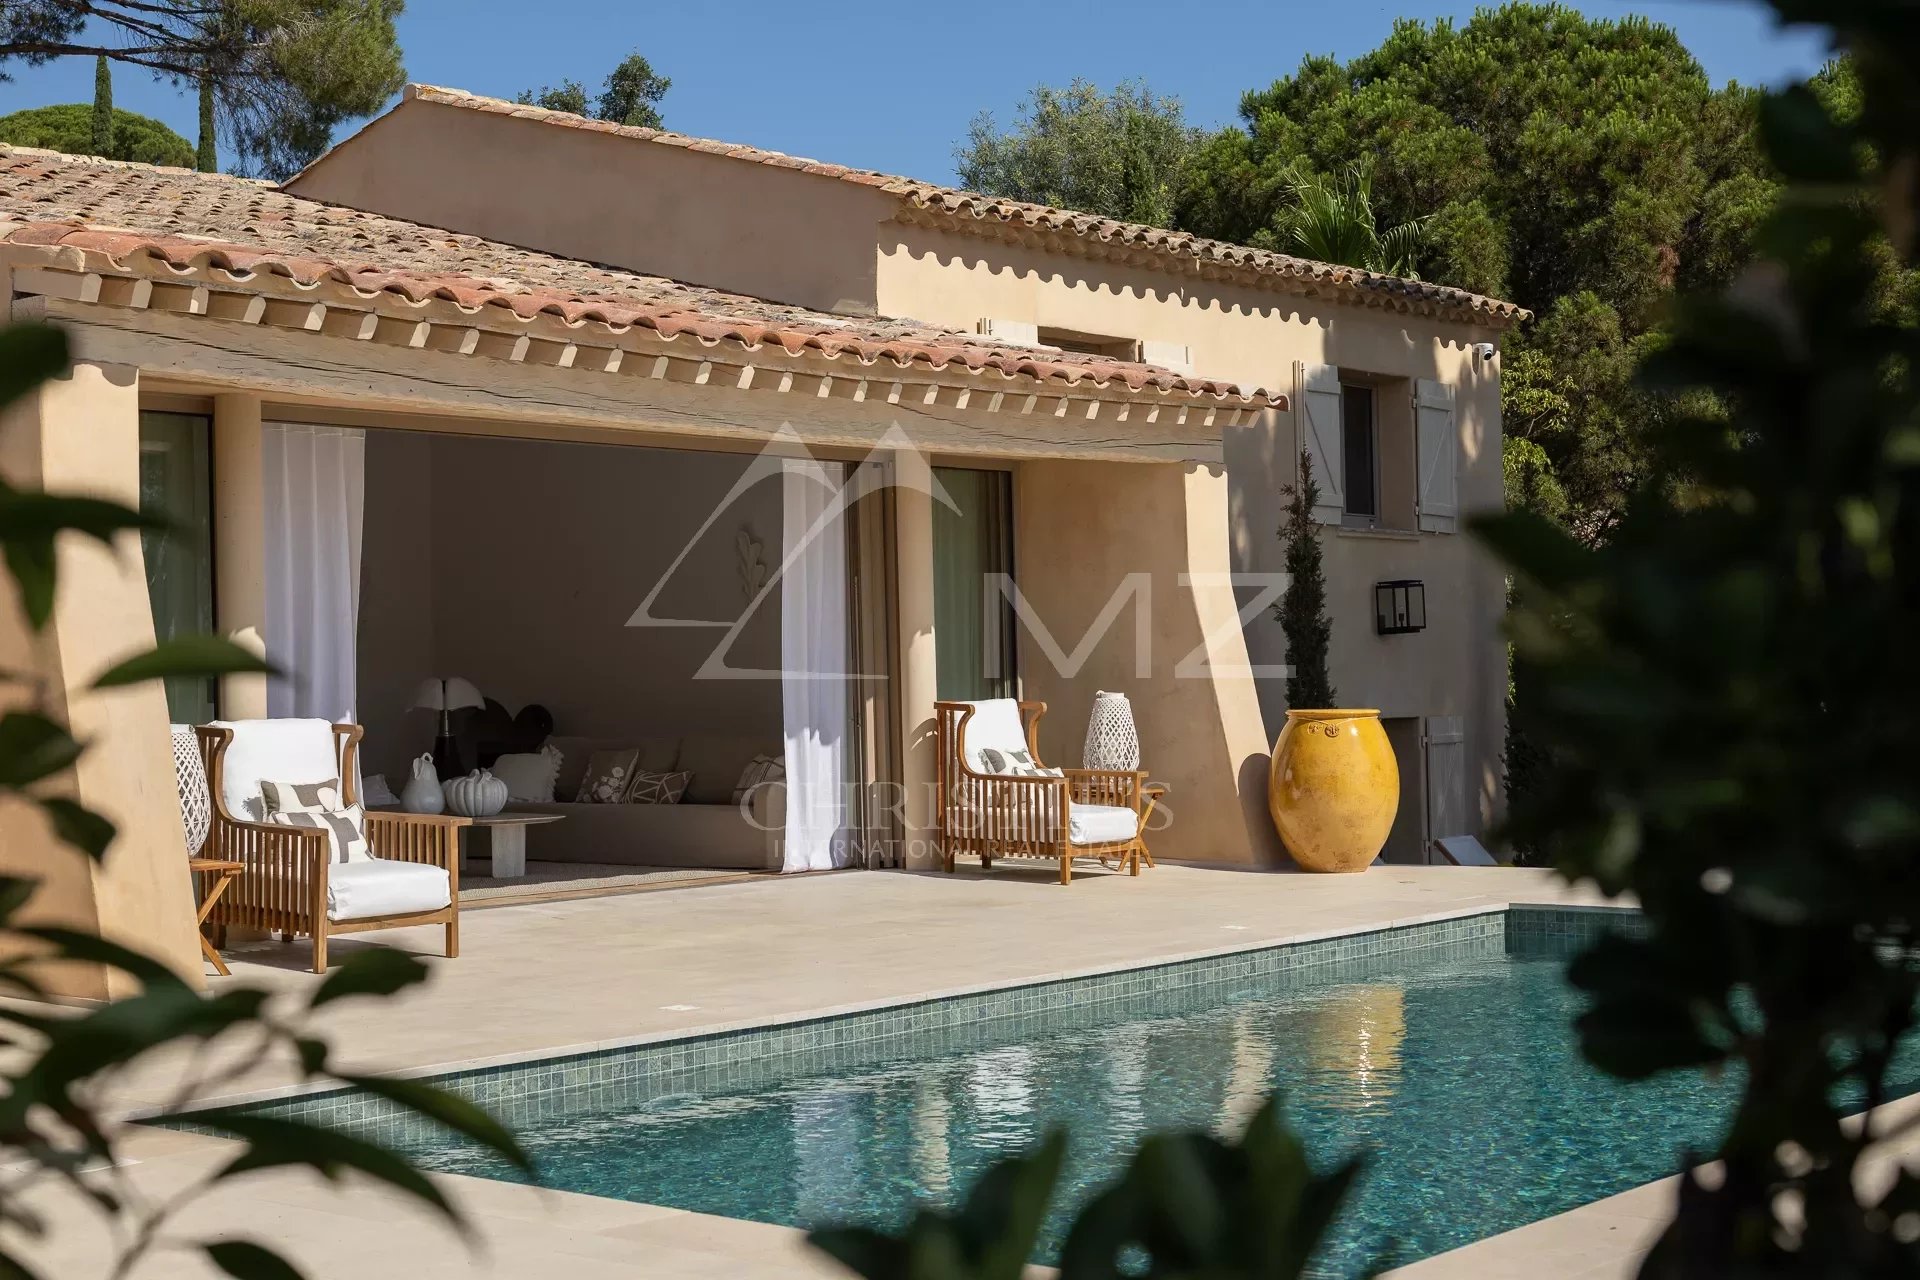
[
  {"x1": 781, "y1": 458, "x2": 850, "y2": 872},
  {"x1": 263, "y1": 423, "x2": 365, "y2": 722}
]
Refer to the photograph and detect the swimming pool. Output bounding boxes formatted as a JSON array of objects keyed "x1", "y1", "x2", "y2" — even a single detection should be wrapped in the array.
[{"x1": 185, "y1": 908, "x2": 1916, "y2": 1276}]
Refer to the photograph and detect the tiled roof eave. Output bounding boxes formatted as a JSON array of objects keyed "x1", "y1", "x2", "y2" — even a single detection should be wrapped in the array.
[
  {"x1": 888, "y1": 205, "x2": 1531, "y2": 329},
  {"x1": 2, "y1": 228, "x2": 1288, "y2": 421}
]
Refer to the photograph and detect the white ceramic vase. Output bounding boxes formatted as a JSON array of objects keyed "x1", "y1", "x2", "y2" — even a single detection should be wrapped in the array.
[
  {"x1": 445, "y1": 768, "x2": 509, "y2": 818},
  {"x1": 400, "y1": 753, "x2": 446, "y2": 814},
  {"x1": 1082, "y1": 690, "x2": 1140, "y2": 770}
]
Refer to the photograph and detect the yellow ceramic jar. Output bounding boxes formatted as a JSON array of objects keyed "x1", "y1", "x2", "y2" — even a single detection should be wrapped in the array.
[{"x1": 1267, "y1": 709, "x2": 1399, "y2": 873}]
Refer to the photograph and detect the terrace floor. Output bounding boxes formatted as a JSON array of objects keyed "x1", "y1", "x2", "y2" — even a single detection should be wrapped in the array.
[{"x1": 19, "y1": 862, "x2": 1726, "y2": 1279}]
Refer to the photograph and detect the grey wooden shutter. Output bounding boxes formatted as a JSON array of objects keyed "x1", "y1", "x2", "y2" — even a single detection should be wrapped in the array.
[
  {"x1": 1415, "y1": 378, "x2": 1458, "y2": 533},
  {"x1": 1296, "y1": 361, "x2": 1344, "y2": 524},
  {"x1": 1425, "y1": 716, "x2": 1468, "y2": 852}
]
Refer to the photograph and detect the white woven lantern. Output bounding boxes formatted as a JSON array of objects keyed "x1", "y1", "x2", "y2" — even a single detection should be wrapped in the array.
[{"x1": 1082, "y1": 691, "x2": 1140, "y2": 771}]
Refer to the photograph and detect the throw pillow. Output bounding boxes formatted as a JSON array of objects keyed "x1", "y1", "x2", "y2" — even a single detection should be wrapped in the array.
[
  {"x1": 260, "y1": 777, "x2": 371, "y2": 864},
  {"x1": 492, "y1": 745, "x2": 561, "y2": 803},
  {"x1": 627, "y1": 770, "x2": 692, "y2": 804},
  {"x1": 731, "y1": 753, "x2": 787, "y2": 804},
  {"x1": 976, "y1": 747, "x2": 1063, "y2": 778},
  {"x1": 575, "y1": 747, "x2": 639, "y2": 804}
]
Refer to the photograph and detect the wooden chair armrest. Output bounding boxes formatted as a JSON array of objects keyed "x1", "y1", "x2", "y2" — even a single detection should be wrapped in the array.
[
  {"x1": 364, "y1": 811, "x2": 468, "y2": 871},
  {"x1": 1063, "y1": 768, "x2": 1145, "y2": 810}
]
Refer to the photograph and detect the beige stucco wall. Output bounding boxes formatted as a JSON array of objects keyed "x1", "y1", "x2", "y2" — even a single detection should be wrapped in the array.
[
  {"x1": 0, "y1": 362, "x2": 203, "y2": 996},
  {"x1": 1014, "y1": 458, "x2": 1283, "y2": 866},
  {"x1": 879, "y1": 225, "x2": 1510, "y2": 840},
  {"x1": 288, "y1": 99, "x2": 892, "y2": 316}
]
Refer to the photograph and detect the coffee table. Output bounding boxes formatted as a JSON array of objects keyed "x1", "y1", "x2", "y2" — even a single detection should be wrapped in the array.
[{"x1": 460, "y1": 812, "x2": 565, "y2": 878}]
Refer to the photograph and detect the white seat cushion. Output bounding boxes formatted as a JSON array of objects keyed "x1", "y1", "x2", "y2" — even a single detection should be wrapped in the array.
[
  {"x1": 327, "y1": 859, "x2": 451, "y2": 922},
  {"x1": 1069, "y1": 804, "x2": 1140, "y2": 846},
  {"x1": 209, "y1": 719, "x2": 340, "y2": 821},
  {"x1": 958, "y1": 699, "x2": 1034, "y2": 774}
]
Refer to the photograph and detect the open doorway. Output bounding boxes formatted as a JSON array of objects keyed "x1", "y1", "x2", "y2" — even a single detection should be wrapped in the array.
[
  {"x1": 1379, "y1": 716, "x2": 1427, "y2": 865},
  {"x1": 352, "y1": 428, "x2": 853, "y2": 901}
]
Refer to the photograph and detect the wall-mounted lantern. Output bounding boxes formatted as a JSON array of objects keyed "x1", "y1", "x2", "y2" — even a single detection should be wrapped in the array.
[{"x1": 1374, "y1": 580, "x2": 1427, "y2": 636}]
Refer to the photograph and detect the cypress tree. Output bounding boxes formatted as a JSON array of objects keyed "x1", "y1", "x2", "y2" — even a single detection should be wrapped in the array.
[
  {"x1": 90, "y1": 55, "x2": 112, "y2": 156},
  {"x1": 1275, "y1": 448, "x2": 1336, "y2": 708},
  {"x1": 196, "y1": 77, "x2": 215, "y2": 172}
]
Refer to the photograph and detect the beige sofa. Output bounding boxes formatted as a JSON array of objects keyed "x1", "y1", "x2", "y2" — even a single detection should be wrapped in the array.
[{"x1": 513, "y1": 733, "x2": 785, "y2": 871}]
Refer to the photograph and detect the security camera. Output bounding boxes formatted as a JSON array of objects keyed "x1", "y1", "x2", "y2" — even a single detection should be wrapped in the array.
[{"x1": 1472, "y1": 342, "x2": 1498, "y2": 363}]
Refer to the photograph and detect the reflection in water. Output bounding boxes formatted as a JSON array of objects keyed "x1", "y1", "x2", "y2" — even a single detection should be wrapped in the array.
[
  {"x1": 1218, "y1": 1008, "x2": 1275, "y2": 1138},
  {"x1": 1299, "y1": 984, "x2": 1405, "y2": 1114},
  {"x1": 909, "y1": 1076, "x2": 951, "y2": 1199},
  {"x1": 408, "y1": 956, "x2": 1859, "y2": 1277}
]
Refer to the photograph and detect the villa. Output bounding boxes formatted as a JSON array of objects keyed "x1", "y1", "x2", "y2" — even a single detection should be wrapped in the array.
[{"x1": 0, "y1": 85, "x2": 1523, "y2": 997}]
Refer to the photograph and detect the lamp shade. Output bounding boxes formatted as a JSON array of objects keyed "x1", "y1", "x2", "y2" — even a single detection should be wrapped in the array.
[{"x1": 411, "y1": 676, "x2": 484, "y2": 711}]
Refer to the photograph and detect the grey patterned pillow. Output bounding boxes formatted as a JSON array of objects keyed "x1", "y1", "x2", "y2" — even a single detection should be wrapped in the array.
[
  {"x1": 575, "y1": 748, "x2": 639, "y2": 804},
  {"x1": 731, "y1": 754, "x2": 786, "y2": 804},
  {"x1": 627, "y1": 770, "x2": 692, "y2": 805},
  {"x1": 977, "y1": 747, "x2": 1063, "y2": 778},
  {"x1": 261, "y1": 778, "x2": 370, "y2": 864}
]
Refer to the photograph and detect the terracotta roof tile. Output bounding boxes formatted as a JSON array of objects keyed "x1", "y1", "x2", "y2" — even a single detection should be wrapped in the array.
[
  {"x1": 403, "y1": 84, "x2": 1529, "y2": 326},
  {"x1": 0, "y1": 147, "x2": 1284, "y2": 405}
]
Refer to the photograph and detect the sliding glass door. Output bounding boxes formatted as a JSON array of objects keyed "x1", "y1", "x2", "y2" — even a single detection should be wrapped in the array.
[
  {"x1": 137, "y1": 411, "x2": 216, "y2": 724},
  {"x1": 931, "y1": 467, "x2": 1015, "y2": 701}
]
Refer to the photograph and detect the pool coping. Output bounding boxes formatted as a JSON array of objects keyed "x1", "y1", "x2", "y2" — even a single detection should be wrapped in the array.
[{"x1": 141, "y1": 898, "x2": 1634, "y2": 1121}]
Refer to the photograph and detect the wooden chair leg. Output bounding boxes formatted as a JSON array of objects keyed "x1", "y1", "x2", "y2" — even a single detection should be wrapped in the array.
[
  {"x1": 445, "y1": 918, "x2": 459, "y2": 960},
  {"x1": 1130, "y1": 844, "x2": 1142, "y2": 876},
  {"x1": 310, "y1": 930, "x2": 328, "y2": 974},
  {"x1": 1059, "y1": 855, "x2": 1072, "y2": 886}
]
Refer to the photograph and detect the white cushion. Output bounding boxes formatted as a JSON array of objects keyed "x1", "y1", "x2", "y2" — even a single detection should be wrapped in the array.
[
  {"x1": 327, "y1": 859, "x2": 451, "y2": 922},
  {"x1": 1069, "y1": 804, "x2": 1140, "y2": 846},
  {"x1": 210, "y1": 719, "x2": 339, "y2": 821},
  {"x1": 492, "y1": 746, "x2": 561, "y2": 803},
  {"x1": 959, "y1": 699, "x2": 1029, "y2": 774}
]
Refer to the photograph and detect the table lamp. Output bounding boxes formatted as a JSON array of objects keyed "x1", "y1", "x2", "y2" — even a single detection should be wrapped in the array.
[{"x1": 413, "y1": 676, "x2": 483, "y2": 779}]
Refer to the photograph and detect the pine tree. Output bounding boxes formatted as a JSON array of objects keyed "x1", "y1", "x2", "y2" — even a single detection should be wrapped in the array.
[
  {"x1": 1275, "y1": 448, "x2": 1336, "y2": 708},
  {"x1": 89, "y1": 55, "x2": 111, "y2": 156},
  {"x1": 196, "y1": 77, "x2": 216, "y2": 173}
]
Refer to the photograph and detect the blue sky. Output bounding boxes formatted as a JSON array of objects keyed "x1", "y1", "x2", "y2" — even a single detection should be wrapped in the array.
[{"x1": 0, "y1": 1, "x2": 1832, "y2": 183}]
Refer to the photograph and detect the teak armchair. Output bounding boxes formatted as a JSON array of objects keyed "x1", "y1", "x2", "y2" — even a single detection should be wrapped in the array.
[
  {"x1": 197, "y1": 720, "x2": 468, "y2": 972},
  {"x1": 934, "y1": 699, "x2": 1155, "y2": 884}
]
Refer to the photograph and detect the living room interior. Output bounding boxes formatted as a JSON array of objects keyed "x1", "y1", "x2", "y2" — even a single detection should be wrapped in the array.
[{"x1": 353, "y1": 427, "x2": 799, "y2": 901}]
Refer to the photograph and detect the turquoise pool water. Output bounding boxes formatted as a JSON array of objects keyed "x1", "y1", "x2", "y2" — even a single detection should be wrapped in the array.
[{"x1": 371, "y1": 928, "x2": 1916, "y2": 1276}]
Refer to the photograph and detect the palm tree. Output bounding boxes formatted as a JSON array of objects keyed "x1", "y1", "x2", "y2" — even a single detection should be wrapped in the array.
[{"x1": 1271, "y1": 161, "x2": 1428, "y2": 278}]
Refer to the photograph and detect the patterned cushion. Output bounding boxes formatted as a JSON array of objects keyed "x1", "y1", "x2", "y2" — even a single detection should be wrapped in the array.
[
  {"x1": 575, "y1": 748, "x2": 639, "y2": 804},
  {"x1": 731, "y1": 753, "x2": 786, "y2": 804},
  {"x1": 261, "y1": 777, "x2": 371, "y2": 864},
  {"x1": 627, "y1": 770, "x2": 692, "y2": 805},
  {"x1": 977, "y1": 746, "x2": 1063, "y2": 778}
]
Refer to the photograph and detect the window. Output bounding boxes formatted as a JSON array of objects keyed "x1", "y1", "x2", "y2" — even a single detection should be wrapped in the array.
[
  {"x1": 1037, "y1": 327, "x2": 1141, "y2": 363},
  {"x1": 1341, "y1": 383, "x2": 1379, "y2": 525},
  {"x1": 138, "y1": 411, "x2": 217, "y2": 723}
]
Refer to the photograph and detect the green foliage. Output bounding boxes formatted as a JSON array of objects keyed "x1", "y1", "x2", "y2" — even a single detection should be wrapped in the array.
[
  {"x1": 1177, "y1": 3, "x2": 1778, "y2": 541},
  {"x1": 0, "y1": 102, "x2": 195, "y2": 167},
  {"x1": 1474, "y1": 0, "x2": 1920, "y2": 1263},
  {"x1": 1275, "y1": 450, "x2": 1335, "y2": 710},
  {"x1": 0, "y1": 320, "x2": 530, "y2": 1277},
  {"x1": 1271, "y1": 161, "x2": 1427, "y2": 277},
  {"x1": 811, "y1": 1096, "x2": 1364, "y2": 1280},
  {"x1": 198, "y1": 75, "x2": 216, "y2": 171},
  {"x1": 89, "y1": 53, "x2": 109, "y2": 153},
  {"x1": 955, "y1": 80, "x2": 1200, "y2": 227},
  {"x1": 518, "y1": 50, "x2": 670, "y2": 130},
  {"x1": 0, "y1": 0, "x2": 407, "y2": 179}
]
